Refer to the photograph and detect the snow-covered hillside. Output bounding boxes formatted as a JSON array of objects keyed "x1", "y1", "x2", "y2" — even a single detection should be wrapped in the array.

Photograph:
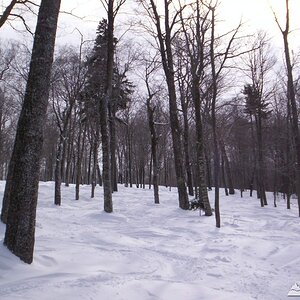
[{"x1": 0, "y1": 181, "x2": 299, "y2": 300}]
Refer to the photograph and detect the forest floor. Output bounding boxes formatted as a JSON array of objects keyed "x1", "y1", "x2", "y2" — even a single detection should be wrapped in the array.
[{"x1": 0, "y1": 181, "x2": 299, "y2": 300}]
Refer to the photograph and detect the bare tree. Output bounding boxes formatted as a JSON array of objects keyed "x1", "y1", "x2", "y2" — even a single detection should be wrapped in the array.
[
  {"x1": 51, "y1": 45, "x2": 86, "y2": 205},
  {"x1": 0, "y1": 0, "x2": 39, "y2": 33},
  {"x1": 178, "y1": 0, "x2": 213, "y2": 215},
  {"x1": 274, "y1": 0, "x2": 300, "y2": 216},
  {"x1": 138, "y1": 0, "x2": 189, "y2": 209},
  {"x1": 142, "y1": 56, "x2": 161, "y2": 203}
]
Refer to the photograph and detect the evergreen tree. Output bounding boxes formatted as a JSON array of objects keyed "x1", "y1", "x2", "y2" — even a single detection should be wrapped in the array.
[
  {"x1": 243, "y1": 84, "x2": 270, "y2": 206},
  {"x1": 81, "y1": 19, "x2": 133, "y2": 202}
]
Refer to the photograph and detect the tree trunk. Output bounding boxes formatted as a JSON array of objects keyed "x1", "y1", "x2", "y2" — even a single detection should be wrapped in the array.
[
  {"x1": 146, "y1": 98, "x2": 159, "y2": 204},
  {"x1": 204, "y1": 148, "x2": 212, "y2": 190},
  {"x1": 75, "y1": 123, "x2": 86, "y2": 200},
  {"x1": 256, "y1": 112, "x2": 267, "y2": 206},
  {"x1": 2, "y1": 0, "x2": 61, "y2": 264},
  {"x1": 109, "y1": 107, "x2": 118, "y2": 192},
  {"x1": 91, "y1": 135, "x2": 99, "y2": 198},
  {"x1": 179, "y1": 81, "x2": 194, "y2": 196},
  {"x1": 54, "y1": 137, "x2": 63, "y2": 205},
  {"x1": 191, "y1": 77, "x2": 213, "y2": 216},
  {"x1": 210, "y1": 7, "x2": 221, "y2": 228},
  {"x1": 127, "y1": 125, "x2": 132, "y2": 188},
  {"x1": 220, "y1": 141, "x2": 235, "y2": 195},
  {"x1": 280, "y1": 2, "x2": 300, "y2": 216},
  {"x1": 149, "y1": 152, "x2": 152, "y2": 189},
  {"x1": 221, "y1": 154, "x2": 228, "y2": 196},
  {"x1": 149, "y1": 0, "x2": 189, "y2": 210},
  {"x1": 100, "y1": 94, "x2": 112, "y2": 211},
  {"x1": 100, "y1": 0, "x2": 115, "y2": 213}
]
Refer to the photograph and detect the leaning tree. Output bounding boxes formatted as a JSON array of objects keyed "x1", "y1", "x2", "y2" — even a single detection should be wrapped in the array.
[{"x1": 1, "y1": 0, "x2": 61, "y2": 264}]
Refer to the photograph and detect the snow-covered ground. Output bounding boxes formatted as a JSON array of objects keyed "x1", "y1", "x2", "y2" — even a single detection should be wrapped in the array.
[{"x1": 0, "y1": 181, "x2": 299, "y2": 300}]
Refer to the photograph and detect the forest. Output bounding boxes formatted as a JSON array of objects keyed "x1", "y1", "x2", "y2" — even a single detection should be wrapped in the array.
[{"x1": 0, "y1": 0, "x2": 300, "y2": 265}]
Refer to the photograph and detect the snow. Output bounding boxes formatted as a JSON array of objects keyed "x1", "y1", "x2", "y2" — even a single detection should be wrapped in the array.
[{"x1": 0, "y1": 181, "x2": 299, "y2": 300}]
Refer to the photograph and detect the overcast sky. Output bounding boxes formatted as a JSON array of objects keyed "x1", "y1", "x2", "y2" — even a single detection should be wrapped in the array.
[{"x1": 0, "y1": 0, "x2": 299, "y2": 50}]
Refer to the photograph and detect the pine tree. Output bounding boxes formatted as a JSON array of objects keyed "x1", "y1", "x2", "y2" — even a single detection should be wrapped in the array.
[
  {"x1": 243, "y1": 84, "x2": 270, "y2": 207},
  {"x1": 81, "y1": 19, "x2": 133, "y2": 205}
]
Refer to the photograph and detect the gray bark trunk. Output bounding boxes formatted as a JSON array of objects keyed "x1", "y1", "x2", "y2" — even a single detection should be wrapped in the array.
[
  {"x1": 149, "y1": 0, "x2": 189, "y2": 209},
  {"x1": 2, "y1": 0, "x2": 61, "y2": 263}
]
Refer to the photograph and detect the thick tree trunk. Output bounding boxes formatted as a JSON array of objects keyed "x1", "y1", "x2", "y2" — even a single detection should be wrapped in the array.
[
  {"x1": 191, "y1": 78, "x2": 213, "y2": 216},
  {"x1": 2, "y1": 0, "x2": 61, "y2": 264},
  {"x1": 100, "y1": 0, "x2": 115, "y2": 213},
  {"x1": 179, "y1": 83, "x2": 194, "y2": 196},
  {"x1": 166, "y1": 79, "x2": 189, "y2": 209},
  {"x1": 100, "y1": 95, "x2": 112, "y2": 212}
]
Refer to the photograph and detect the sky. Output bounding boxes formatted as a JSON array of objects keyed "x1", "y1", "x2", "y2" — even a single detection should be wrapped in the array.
[
  {"x1": 61, "y1": 0, "x2": 300, "y2": 49},
  {"x1": 1, "y1": 0, "x2": 299, "y2": 47},
  {"x1": 220, "y1": 0, "x2": 300, "y2": 48}
]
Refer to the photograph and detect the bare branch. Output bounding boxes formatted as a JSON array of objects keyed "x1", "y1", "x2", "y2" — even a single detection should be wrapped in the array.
[
  {"x1": 9, "y1": 13, "x2": 33, "y2": 35},
  {"x1": 0, "y1": 0, "x2": 18, "y2": 28}
]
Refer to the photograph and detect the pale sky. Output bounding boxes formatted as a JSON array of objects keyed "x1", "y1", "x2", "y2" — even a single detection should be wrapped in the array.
[
  {"x1": 0, "y1": 0, "x2": 299, "y2": 49},
  {"x1": 219, "y1": 0, "x2": 300, "y2": 48}
]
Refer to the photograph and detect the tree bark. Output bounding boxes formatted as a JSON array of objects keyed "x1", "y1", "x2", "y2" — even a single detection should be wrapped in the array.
[
  {"x1": 179, "y1": 0, "x2": 212, "y2": 214},
  {"x1": 109, "y1": 106, "x2": 118, "y2": 192},
  {"x1": 179, "y1": 81, "x2": 194, "y2": 196},
  {"x1": 280, "y1": 1, "x2": 300, "y2": 216},
  {"x1": 210, "y1": 7, "x2": 221, "y2": 228},
  {"x1": 75, "y1": 123, "x2": 86, "y2": 200},
  {"x1": 149, "y1": 0, "x2": 189, "y2": 209},
  {"x1": 220, "y1": 141, "x2": 235, "y2": 195},
  {"x1": 2, "y1": 0, "x2": 61, "y2": 263},
  {"x1": 146, "y1": 98, "x2": 159, "y2": 204}
]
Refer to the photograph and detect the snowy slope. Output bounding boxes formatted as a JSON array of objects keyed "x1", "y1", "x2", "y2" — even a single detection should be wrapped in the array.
[{"x1": 0, "y1": 181, "x2": 299, "y2": 300}]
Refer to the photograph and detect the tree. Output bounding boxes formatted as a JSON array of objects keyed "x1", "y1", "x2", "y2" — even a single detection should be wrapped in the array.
[
  {"x1": 242, "y1": 31, "x2": 275, "y2": 207},
  {"x1": 175, "y1": 49, "x2": 194, "y2": 197},
  {"x1": 0, "y1": 42, "x2": 19, "y2": 179},
  {"x1": 139, "y1": 0, "x2": 190, "y2": 210},
  {"x1": 1, "y1": 0, "x2": 61, "y2": 263},
  {"x1": 243, "y1": 84, "x2": 270, "y2": 206},
  {"x1": 142, "y1": 56, "x2": 161, "y2": 203},
  {"x1": 0, "y1": 0, "x2": 38, "y2": 32},
  {"x1": 208, "y1": 4, "x2": 221, "y2": 227},
  {"x1": 51, "y1": 46, "x2": 86, "y2": 205},
  {"x1": 274, "y1": 0, "x2": 300, "y2": 216},
  {"x1": 98, "y1": 0, "x2": 126, "y2": 212},
  {"x1": 178, "y1": 0, "x2": 213, "y2": 215}
]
